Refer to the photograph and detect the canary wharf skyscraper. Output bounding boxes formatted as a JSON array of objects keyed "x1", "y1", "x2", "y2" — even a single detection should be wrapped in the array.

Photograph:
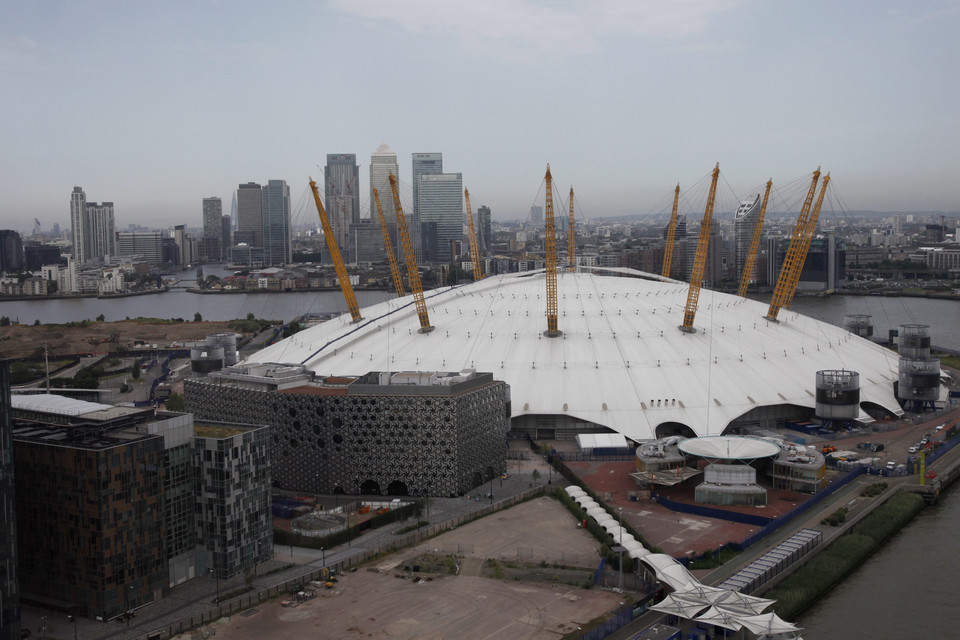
[
  {"x1": 412, "y1": 153, "x2": 443, "y2": 260},
  {"x1": 325, "y1": 154, "x2": 360, "y2": 261},
  {"x1": 261, "y1": 180, "x2": 291, "y2": 266},
  {"x1": 419, "y1": 172, "x2": 463, "y2": 264}
]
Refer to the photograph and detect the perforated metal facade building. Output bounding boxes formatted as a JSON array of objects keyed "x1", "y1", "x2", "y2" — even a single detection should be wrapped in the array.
[{"x1": 184, "y1": 368, "x2": 509, "y2": 498}]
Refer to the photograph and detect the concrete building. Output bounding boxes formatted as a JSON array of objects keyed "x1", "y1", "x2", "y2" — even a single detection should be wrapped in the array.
[
  {"x1": 221, "y1": 215, "x2": 232, "y2": 262},
  {"x1": 261, "y1": 180, "x2": 291, "y2": 266},
  {"x1": 476, "y1": 205, "x2": 492, "y2": 254},
  {"x1": 70, "y1": 187, "x2": 116, "y2": 265},
  {"x1": 325, "y1": 155, "x2": 360, "y2": 263},
  {"x1": 418, "y1": 173, "x2": 463, "y2": 264},
  {"x1": 369, "y1": 143, "x2": 400, "y2": 258},
  {"x1": 202, "y1": 197, "x2": 223, "y2": 262},
  {"x1": 184, "y1": 367, "x2": 509, "y2": 498},
  {"x1": 117, "y1": 231, "x2": 163, "y2": 264},
  {"x1": 70, "y1": 186, "x2": 88, "y2": 264}
]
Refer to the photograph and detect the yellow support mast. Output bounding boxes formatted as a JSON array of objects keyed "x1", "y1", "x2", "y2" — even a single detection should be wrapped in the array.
[
  {"x1": 464, "y1": 188, "x2": 483, "y2": 281},
  {"x1": 766, "y1": 168, "x2": 822, "y2": 322},
  {"x1": 373, "y1": 188, "x2": 405, "y2": 298},
  {"x1": 544, "y1": 165, "x2": 560, "y2": 337},
  {"x1": 661, "y1": 184, "x2": 681, "y2": 278},
  {"x1": 784, "y1": 173, "x2": 831, "y2": 309},
  {"x1": 737, "y1": 179, "x2": 773, "y2": 298},
  {"x1": 388, "y1": 174, "x2": 433, "y2": 333},
  {"x1": 309, "y1": 178, "x2": 362, "y2": 323},
  {"x1": 567, "y1": 186, "x2": 576, "y2": 269},
  {"x1": 680, "y1": 165, "x2": 720, "y2": 333}
]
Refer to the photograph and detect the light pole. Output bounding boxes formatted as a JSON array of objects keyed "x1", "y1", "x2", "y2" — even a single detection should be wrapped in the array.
[
  {"x1": 69, "y1": 614, "x2": 77, "y2": 640},
  {"x1": 209, "y1": 566, "x2": 220, "y2": 604},
  {"x1": 488, "y1": 470, "x2": 493, "y2": 505},
  {"x1": 618, "y1": 507, "x2": 624, "y2": 593},
  {"x1": 41, "y1": 615, "x2": 47, "y2": 639},
  {"x1": 321, "y1": 546, "x2": 326, "y2": 568}
]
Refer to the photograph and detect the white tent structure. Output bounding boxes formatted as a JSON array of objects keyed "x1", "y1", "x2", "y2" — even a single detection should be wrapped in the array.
[
  {"x1": 247, "y1": 268, "x2": 903, "y2": 440},
  {"x1": 738, "y1": 612, "x2": 803, "y2": 638}
]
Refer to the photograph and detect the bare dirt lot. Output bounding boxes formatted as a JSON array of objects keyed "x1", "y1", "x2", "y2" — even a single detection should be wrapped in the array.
[
  {"x1": 208, "y1": 497, "x2": 623, "y2": 640},
  {"x1": 0, "y1": 320, "x2": 238, "y2": 359}
]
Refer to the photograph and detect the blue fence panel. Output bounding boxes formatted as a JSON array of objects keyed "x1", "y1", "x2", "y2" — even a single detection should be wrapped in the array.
[{"x1": 651, "y1": 495, "x2": 773, "y2": 527}]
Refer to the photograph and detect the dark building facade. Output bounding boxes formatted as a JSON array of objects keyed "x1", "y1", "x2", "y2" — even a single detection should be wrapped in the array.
[
  {"x1": 0, "y1": 230, "x2": 24, "y2": 271},
  {"x1": 23, "y1": 242, "x2": 63, "y2": 271},
  {"x1": 184, "y1": 367, "x2": 509, "y2": 498},
  {"x1": 0, "y1": 362, "x2": 21, "y2": 640}
]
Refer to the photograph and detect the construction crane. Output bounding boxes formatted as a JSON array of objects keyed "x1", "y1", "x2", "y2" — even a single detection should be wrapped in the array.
[
  {"x1": 783, "y1": 173, "x2": 831, "y2": 310},
  {"x1": 388, "y1": 174, "x2": 433, "y2": 333},
  {"x1": 544, "y1": 165, "x2": 560, "y2": 337},
  {"x1": 737, "y1": 179, "x2": 773, "y2": 298},
  {"x1": 765, "y1": 168, "x2": 823, "y2": 322},
  {"x1": 464, "y1": 188, "x2": 483, "y2": 281},
  {"x1": 309, "y1": 178, "x2": 362, "y2": 323},
  {"x1": 680, "y1": 165, "x2": 720, "y2": 333},
  {"x1": 373, "y1": 188, "x2": 405, "y2": 298},
  {"x1": 661, "y1": 184, "x2": 681, "y2": 278},
  {"x1": 567, "y1": 186, "x2": 576, "y2": 269}
]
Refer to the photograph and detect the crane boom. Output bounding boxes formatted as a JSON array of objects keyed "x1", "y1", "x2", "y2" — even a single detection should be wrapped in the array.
[
  {"x1": 388, "y1": 174, "x2": 433, "y2": 333},
  {"x1": 766, "y1": 168, "x2": 822, "y2": 321},
  {"x1": 309, "y1": 178, "x2": 362, "y2": 323},
  {"x1": 680, "y1": 165, "x2": 720, "y2": 333},
  {"x1": 567, "y1": 186, "x2": 576, "y2": 269},
  {"x1": 784, "y1": 173, "x2": 830, "y2": 309},
  {"x1": 737, "y1": 179, "x2": 773, "y2": 298},
  {"x1": 373, "y1": 188, "x2": 405, "y2": 298},
  {"x1": 464, "y1": 188, "x2": 483, "y2": 281},
  {"x1": 544, "y1": 165, "x2": 560, "y2": 337},
  {"x1": 661, "y1": 184, "x2": 681, "y2": 278}
]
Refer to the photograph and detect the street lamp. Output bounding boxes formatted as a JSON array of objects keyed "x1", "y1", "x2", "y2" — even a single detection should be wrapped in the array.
[
  {"x1": 41, "y1": 615, "x2": 47, "y2": 639},
  {"x1": 321, "y1": 546, "x2": 326, "y2": 568},
  {"x1": 209, "y1": 566, "x2": 220, "y2": 604},
  {"x1": 488, "y1": 470, "x2": 493, "y2": 504},
  {"x1": 126, "y1": 585, "x2": 133, "y2": 626},
  {"x1": 68, "y1": 614, "x2": 77, "y2": 640}
]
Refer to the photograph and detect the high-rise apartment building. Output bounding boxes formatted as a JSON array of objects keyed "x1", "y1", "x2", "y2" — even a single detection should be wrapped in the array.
[
  {"x1": 70, "y1": 186, "x2": 87, "y2": 263},
  {"x1": 69, "y1": 187, "x2": 116, "y2": 264},
  {"x1": 419, "y1": 173, "x2": 463, "y2": 264},
  {"x1": 324, "y1": 155, "x2": 360, "y2": 263},
  {"x1": 117, "y1": 231, "x2": 163, "y2": 264},
  {"x1": 412, "y1": 153, "x2": 443, "y2": 260},
  {"x1": 261, "y1": 180, "x2": 291, "y2": 266},
  {"x1": 221, "y1": 215, "x2": 232, "y2": 259},
  {"x1": 236, "y1": 183, "x2": 263, "y2": 249},
  {"x1": 202, "y1": 197, "x2": 223, "y2": 262},
  {"x1": 0, "y1": 230, "x2": 24, "y2": 271},
  {"x1": 734, "y1": 194, "x2": 762, "y2": 283}
]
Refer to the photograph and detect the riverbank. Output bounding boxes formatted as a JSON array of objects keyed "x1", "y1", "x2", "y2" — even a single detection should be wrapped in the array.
[{"x1": 0, "y1": 287, "x2": 167, "y2": 303}]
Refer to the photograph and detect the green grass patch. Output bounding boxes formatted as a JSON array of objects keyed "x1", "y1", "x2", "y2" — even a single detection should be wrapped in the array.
[{"x1": 766, "y1": 491, "x2": 925, "y2": 620}]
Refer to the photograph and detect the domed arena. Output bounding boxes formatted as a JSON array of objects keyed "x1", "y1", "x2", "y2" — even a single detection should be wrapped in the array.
[{"x1": 246, "y1": 267, "x2": 904, "y2": 441}]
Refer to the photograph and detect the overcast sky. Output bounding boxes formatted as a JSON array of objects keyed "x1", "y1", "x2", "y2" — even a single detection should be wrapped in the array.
[{"x1": 2, "y1": 0, "x2": 959, "y2": 232}]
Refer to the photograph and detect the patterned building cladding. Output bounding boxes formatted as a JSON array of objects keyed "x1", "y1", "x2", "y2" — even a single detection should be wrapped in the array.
[
  {"x1": 185, "y1": 376, "x2": 508, "y2": 498},
  {"x1": 195, "y1": 424, "x2": 272, "y2": 580},
  {"x1": 13, "y1": 436, "x2": 166, "y2": 619}
]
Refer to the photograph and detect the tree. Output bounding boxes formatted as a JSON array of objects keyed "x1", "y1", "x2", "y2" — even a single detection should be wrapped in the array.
[
  {"x1": 246, "y1": 312, "x2": 255, "y2": 320},
  {"x1": 33, "y1": 319, "x2": 40, "y2": 326},
  {"x1": 194, "y1": 312, "x2": 203, "y2": 322},
  {"x1": 131, "y1": 359, "x2": 141, "y2": 379},
  {"x1": 96, "y1": 313, "x2": 105, "y2": 322},
  {"x1": 0, "y1": 317, "x2": 9, "y2": 327},
  {"x1": 166, "y1": 392, "x2": 185, "y2": 411}
]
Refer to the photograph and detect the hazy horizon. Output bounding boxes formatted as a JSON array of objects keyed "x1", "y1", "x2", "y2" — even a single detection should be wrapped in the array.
[{"x1": 3, "y1": 1, "x2": 959, "y2": 232}]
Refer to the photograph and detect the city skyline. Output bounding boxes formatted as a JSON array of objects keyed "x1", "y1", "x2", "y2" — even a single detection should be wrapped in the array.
[{"x1": 2, "y1": 1, "x2": 960, "y2": 230}]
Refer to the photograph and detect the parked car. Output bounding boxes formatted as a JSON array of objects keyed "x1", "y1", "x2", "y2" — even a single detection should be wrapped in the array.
[
  {"x1": 935, "y1": 424, "x2": 946, "y2": 431},
  {"x1": 908, "y1": 445, "x2": 919, "y2": 454},
  {"x1": 886, "y1": 460, "x2": 897, "y2": 470}
]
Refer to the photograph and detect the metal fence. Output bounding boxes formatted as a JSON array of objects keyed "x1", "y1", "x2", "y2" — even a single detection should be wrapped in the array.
[{"x1": 134, "y1": 485, "x2": 548, "y2": 640}]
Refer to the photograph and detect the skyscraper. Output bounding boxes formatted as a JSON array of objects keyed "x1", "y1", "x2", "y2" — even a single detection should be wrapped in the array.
[
  {"x1": 476, "y1": 205, "x2": 492, "y2": 254},
  {"x1": 237, "y1": 183, "x2": 263, "y2": 248},
  {"x1": 70, "y1": 186, "x2": 86, "y2": 263},
  {"x1": 369, "y1": 143, "x2": 400, "y2": 260},
  {"x1": 734, "y1": 194, "x2": 762, "y2": 283},
  {"x1": 412, "y1": 153, "x2": 443, "y2": 260},
  {"x1": 221, "y1": 214, "x2": 232, "y2": 259},
  {"x1": 419, "y1": 173, "x2": 463, "y2": 264},
  {"x1": 261, "y1": 179, "x2": 291, "y2": 266},
  {"x1": 325, "y1": 154, "x2": 360, "y2": 263},
  {"x1": 202, "y1": 197, "x2": 223, "y2": 262}
]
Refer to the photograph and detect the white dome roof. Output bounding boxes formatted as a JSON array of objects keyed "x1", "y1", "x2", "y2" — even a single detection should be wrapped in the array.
[{"x1": 246, "y1": 268, "x2": 903, "y2": 440}]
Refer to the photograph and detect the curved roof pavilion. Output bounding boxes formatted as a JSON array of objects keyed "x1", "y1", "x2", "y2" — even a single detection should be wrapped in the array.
[{"x1": 246, "y1": 267, "x2": 902, "y2": 441}]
